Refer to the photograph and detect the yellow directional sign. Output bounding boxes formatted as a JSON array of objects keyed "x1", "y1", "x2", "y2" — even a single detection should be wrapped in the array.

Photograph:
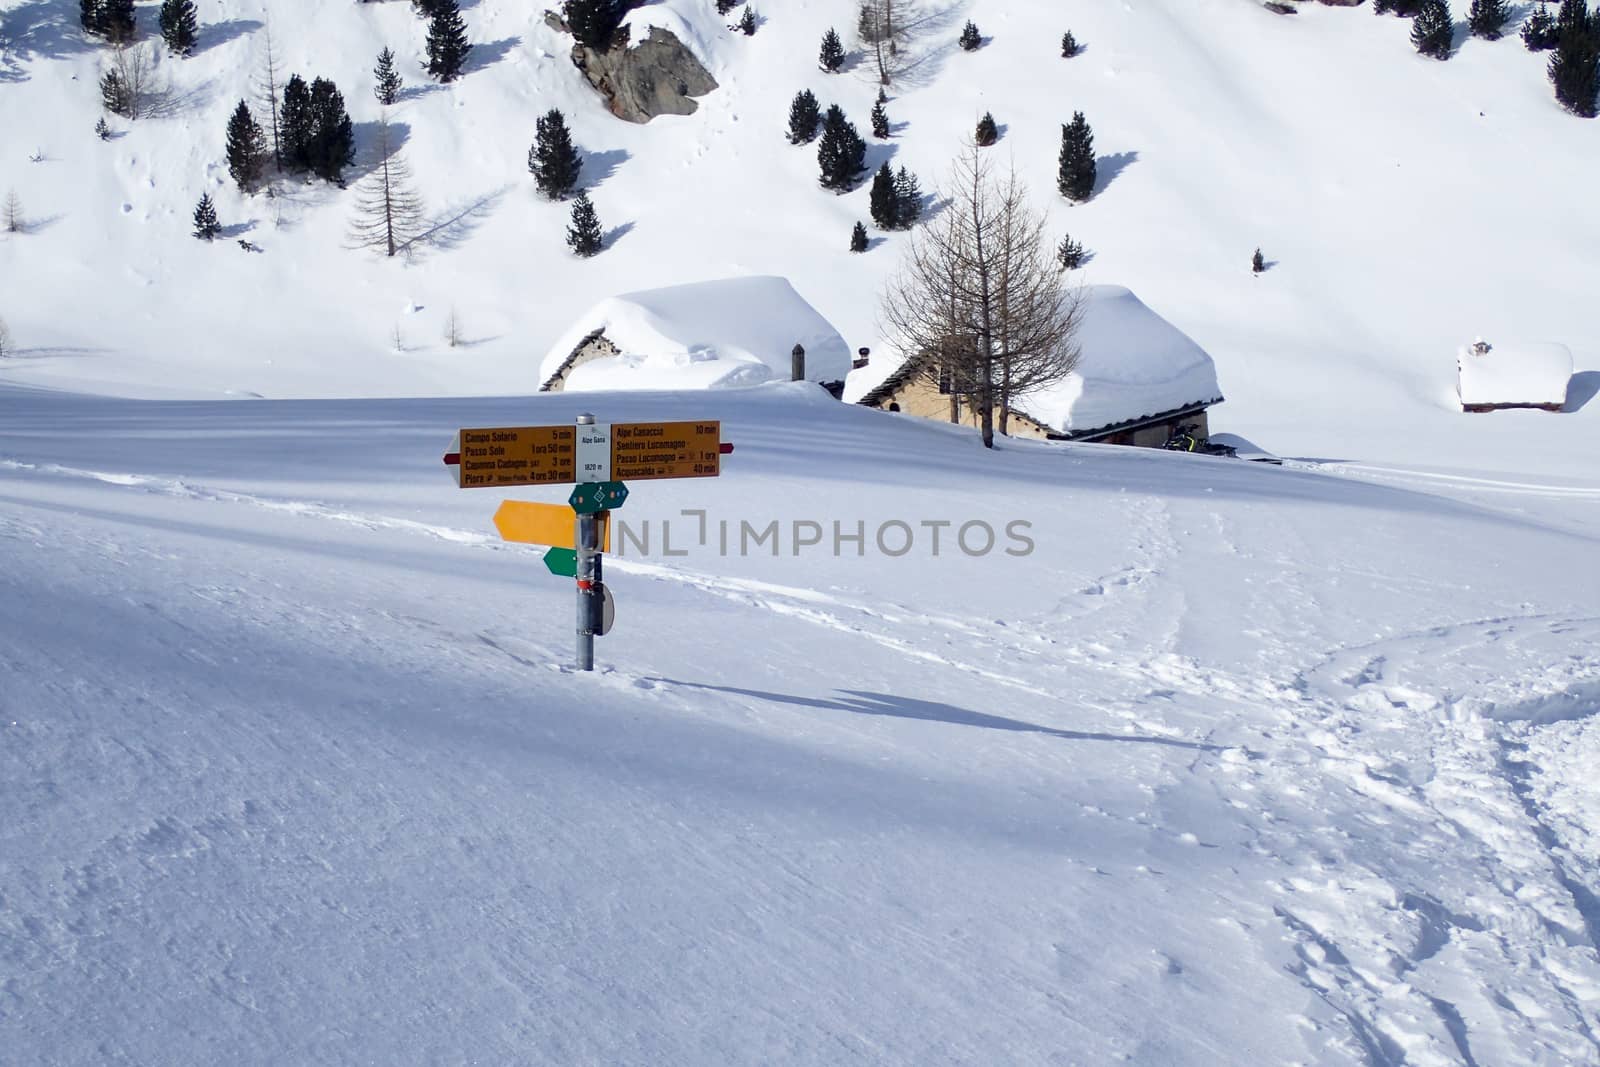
[
  {"x1": 493, "y1": 501, "x2": 611, "y2": 551},
  {"x1": 451, "y1": 426, "x2": 577, "y2": 488},
  {"x1": 611, "y1": 421, "x2": 722, "y2": 481}
]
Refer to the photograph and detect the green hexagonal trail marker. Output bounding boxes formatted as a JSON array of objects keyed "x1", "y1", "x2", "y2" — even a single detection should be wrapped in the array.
[
  {"x1": 569, "y1": 480, "x2": 628, "y2": 515},
  {"x1": 543, "y1": 547, "x2": 577, "y2": 577}
]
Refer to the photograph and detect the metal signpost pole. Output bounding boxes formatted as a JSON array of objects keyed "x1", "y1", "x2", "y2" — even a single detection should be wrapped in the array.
[{"x1": 575, "y1": 413, "x2": 598, "y2": 671}]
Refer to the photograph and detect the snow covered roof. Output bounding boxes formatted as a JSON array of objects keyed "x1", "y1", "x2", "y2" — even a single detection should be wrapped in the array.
[
  {"x1": 540, "y1": 276, "x2": 852, "y2": 393},
  {"x1": 1457, "y1": 341, "x2": 1572, "y2": 410},
  {"x1": 850, "y1": 285, "x2": 1223, "y2": 436}
]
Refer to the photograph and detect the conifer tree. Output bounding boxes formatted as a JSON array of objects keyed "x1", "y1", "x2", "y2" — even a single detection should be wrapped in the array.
[
  {"x1": 1549, "y1": 13, "x2": 1600, "y2": 116},
  {"x1": 411, "y1": 0, "x2": 443, "y2": 18},
  {"x1": 893, "y1": 166, "x2": 921, "y2": 227},
  {"x1": 1058, "y1": 235, "x2": 1086, "y2": 270},
  {"x1": 1555, "y1": 0, "x2": 1593, "y2": 37},
  {"x1": 738, "y1": 7, "x2": 757, "y2": 35},
  {"x1": 225, "y1": 99, "x2": 268, "y2": 193},
  {"x1": 80, "y1": 0, "x2": 103, "y2": 36},
  {"x1": 786, "y1": 89, "x2": 820, "y2": 144},
  {"x1": 192, "y1": 193, "x2": 221, "y2": 240},
  {"x1": 975, "y1": 111, "x2": 997, "y2": 146},
  {"x1": 870, "y1": 97, "x2": 889, "y2": 138},
  {"x1": 1061, "y1": 30, "x2": 1079, "y2": 57},
  {"x1": 292, "y1": 78, "x2": 354, "y2": 183},
  {"x1": 101, "y1": 0, "x2": 136, "y2": 44},
  {"x1": 1469, "y1": 0, "x2": 1509, "y2": 39},
  {"x1": 281, "y1": 74, "x2": 313, "y2": 171},
  {"x1": 819, "y1": 27, "x2": 845, "y2": 71},
  {"x1": 869, "y1": 162, "x2": 898, "y2": 229},
  {"x1": 159, "y1": 0, "x2": 198, "y2": 56},
  {"x1": 816, "y1": 104, "x2": 866, "y2": 192},
  {"x1": 374, "y1": 47, "x2": 403, "y2": 106},
  {"x1": 850, "y1": 220, "x2": 868, "y2": 252},
  {"x1": 564, "y1": 0, "x2": 623, "y2": 49},
  {"x1": 100, "y1": 67, "x2": 130, "y2": 116},
  {"x1": 529, "y1": 108, "x2": 583, "y2": 199},
  {"x1": 426, "y1": 0, "x2": 472, "y2": 83},
  {"x1": 1252, "y1": 247, "x2": 1266, "y2": 273},
  {"x1": 96, "y1": 117, "x2": 112, "y2": 140},
  {"x1": 566, "y1": 189, "x2": 603, "y2": 256},
  {"x1": 959, "y1": 21, "x2": 980, "y2": 51},
  {"x1": 1412, "y1": 0, "x2": 1454, "y2": 59},
  {"x1": 1058, "y1": 112, "x2": 1096, "y2": 203},
  {"x1": 1523, "y1": 4, "x2": 1558, "y2": 49},
  {"x1": 715, "y1": 0, "x2": 736, "y2": 15},
  {"x1": 349, "y1": 118, "x2": 425, "y2": 257}
]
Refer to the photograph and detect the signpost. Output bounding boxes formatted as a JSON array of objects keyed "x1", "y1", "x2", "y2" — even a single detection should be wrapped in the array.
[{"x1": 446, "y1": 413, "x2": 732, "y2": 672}]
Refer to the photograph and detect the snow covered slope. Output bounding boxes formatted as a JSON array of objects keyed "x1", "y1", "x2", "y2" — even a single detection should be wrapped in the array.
[
  {"x1": 3, "y1": 383, "x2": 1600, "y2": 1064},
  {"x1": 1, "y1": 0, "x2": 1596, "y2": 475}
]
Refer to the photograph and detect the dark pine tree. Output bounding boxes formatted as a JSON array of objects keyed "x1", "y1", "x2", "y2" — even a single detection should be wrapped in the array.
[
  {"x1": 307, "y1": 78, "x2": 355, "y2": 183},
  {"x1": 100, "y1": 0, "x2": 136, "y2": 44},
  {"x1": 564, "y1": 0, "x2": 624, "y2": 51},
  {"x1": 1058, "y1": 112, "x2": 1096, "y2": 203},
  {"x1": 850, "y1": 220, "x2": 868, "y2": 253},
  {"x1": 819, "y1": 27, "x2": 845, "y2": 71},
  {"x1": 786, "y1": 89, "x2": 821, "y2": 144},
  {"x1": 869, "y1": 162, "x2": 898, "y2": 229},
  {"x1": 281, "y1": 74, "x2": 313, "y2": 171},
  {"x1": 1376, "y1": 0, "x2": 1424, "y2": 13},
  {"x1": 529, "y1": 108, "x2": 583, "y2": 199},
  {"x1": 876, "y1": 86, "x2": 887, "y2": 105},
  {"x1": 870, "y1": 97, "x2": 889, "y2": 138},
  {"x1": 225, "y1": 99, "x2": 267, "y2": 193},
  {"x1": 1061, "y1": 30, "x2": 1079, "y2": 57},
  {"x1": 193, "y1": 193, "x2": 221, "y2": 240},
  {"x1": 1469, "y1": 0, "x2": 1510, "y2": 39},
  {"x1": 1252, "y1": 247, "x2": 1266, "y2": 273},
  {"x1": 1549, "y1": 16, "x2": 1600, "y2": 116},
  {"x1": 96, "y1": 116, "x2": 112, "y2": 140},
  {"x1": 715, "y1": 0, "x2": 736, "y2": 14},
  {"x1": 411, "y1": 0, "x2": 443, "y2": 18},
  {"x1": 1523, "y1": 4, "x2": 1558, "y2": 50},
  {"x1": 159, "y1": 0, "x2": 198, "y2": 56},
  {"x1": 100, "y1": 68, "x2": 129, "y2": 116},
  {"x1": 892, "y1": 166, "x2": 921, "y2": 227},
  {"x1": 1555, "y1": 0, "x2": 1594, "y2": 37},
  {"x1": 738, "y1": 7, "x2": 757, "y2": 34},
  {"x1": 1058, "y1": 235, "x2": 1086, "y2": 270},
  {"x1": 566, "y1": 189, "x2": 603, "y2": 256},
  {"x1": 816, "y1": 104, "x2": 866, "y2": 192},
  {"x1": 374, "y1": 47, "x2": 403, "y2": 106},
  {"x1": 959, "y1": 21, "x2": 981, "y2": 51},
  {"x1": 426, "y1": 0, "x2": 472, "y2": 83},
  {"x1": 975, "y1": 111, "x2": 997, "y2": 146},
  {"x1": 1412, "y1": 0, "x2": 1454, "y2": 59},
  {"x1": 81, "y1": 0, "x2": 103, "y2": 36}
]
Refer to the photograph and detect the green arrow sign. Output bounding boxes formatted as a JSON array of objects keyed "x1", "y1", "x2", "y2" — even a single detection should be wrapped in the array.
[
  {"x1": 569, "y1": 480, "x2": 629, "y2": 515},
  {"x1": 543, "y1": 547, "x2": 577, "y2": 577}
]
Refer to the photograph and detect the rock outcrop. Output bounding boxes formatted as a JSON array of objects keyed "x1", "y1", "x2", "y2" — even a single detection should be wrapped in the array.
[{"x1": 545, "y1": 15, "x2": 717, "y2": 124}]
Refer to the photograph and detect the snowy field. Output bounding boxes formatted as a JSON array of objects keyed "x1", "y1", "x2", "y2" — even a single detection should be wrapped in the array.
[{"x1": 3, "y1": 382, "x2": 1599, "y2": 1064}]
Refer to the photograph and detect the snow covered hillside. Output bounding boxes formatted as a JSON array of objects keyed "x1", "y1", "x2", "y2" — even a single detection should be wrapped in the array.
[
  {"x1": 3, "y1": 383, "x2": 1600, "y2": 1064},
  {"x1": 1, "y1": 0, "x2": 1597, "y2": 474}
]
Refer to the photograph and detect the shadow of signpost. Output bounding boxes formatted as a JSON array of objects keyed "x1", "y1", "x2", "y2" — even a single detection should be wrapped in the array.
[{"x1": 1564, "y1": 371, "x2": 1600, "y2": 413}]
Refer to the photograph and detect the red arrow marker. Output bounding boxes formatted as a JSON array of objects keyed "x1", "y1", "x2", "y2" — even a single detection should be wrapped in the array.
[
  {"x1": 443, "y1": 452, "x2": 461, "y2": 466},
  {"x1": 719, "y1": 442, "x2": 735, "y2": 454}
]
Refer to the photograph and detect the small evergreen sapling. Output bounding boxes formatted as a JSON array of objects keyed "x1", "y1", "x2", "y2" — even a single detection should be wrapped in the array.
[
  {"x1": 975, "y1": 111, "x2": 997, "y2": 146},
  {"x1": 819, "y1": 28, "x2": 845, "y2": 71},
  {"x1": 159, "y1": 0, "x2": 198, "y2": 56},
  {"x1": 959, "y1": 21, "x2": 981, "y2": 51},
  {"x1": 1469, "y1": 0, "x2": 1509, "y2": 39},
  {"x1": 566, "y1": 189, "x2": 603, "y2": 256},
  {"x1": 1057, "y1": 235, "x2": 1086, "y2": 270},
  {"x1": 426, "y1": 0, "x2": 472, "y2": 83},
  {"x1": 870, "y1": 97, "x2": 889, "y2": 138},
  {"x1": 738, "y1": 7, "x2": 757, "y2": 35},
  {"x1": 374, "y1": 47, "x2": 403, "y2": 105},
  {"x1": 193, "y1": 193, "x2": 221, "y2": 240},
  {"x1": 1058, "y1": 112, "x2": 1096, "y2": 203},
  {"x1": 850, "y1": 220, "x2": 868, "y2": 252},
  {"x1": 529, "y1": 108, "x2": 582, "y2": 198},
  {"x1": 1523, "y1": 4, "x2": 1558, "y2": 50},
  {"x1": 95, "y1": 117, "x2": 111, "y2": 140},
  {"x1": 100, "y1": 68, "x2": 130, "y2": 117},
  {"x1": 787, "y1": 89, "x2": 821, "y2": 144},
  {"x1": 1412, "y1": 0, "x2": 1454, "y2": 59},
  {"x1": 1252, "y1": 247, "x2": 1266, "y2": 273},
  {"x1": 1061, "y1": 30, "x2": 1079, "y2": 57}
]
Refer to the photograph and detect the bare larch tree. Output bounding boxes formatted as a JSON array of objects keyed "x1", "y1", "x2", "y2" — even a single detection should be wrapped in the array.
[
  {"x1": 880, "y1": 145, "x2": 1082, "y2": 448},
  {"x1": 348, "y1": 118, "x2": 425, "y2": 258},
  {"x1": 3, "y1": 189, "x2": 22, "y2": 233}
]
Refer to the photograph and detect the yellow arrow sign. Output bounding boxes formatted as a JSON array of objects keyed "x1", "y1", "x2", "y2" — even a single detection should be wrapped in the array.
[{"x1": 493, "y1": 501, "x2": 611, "y2": 551}]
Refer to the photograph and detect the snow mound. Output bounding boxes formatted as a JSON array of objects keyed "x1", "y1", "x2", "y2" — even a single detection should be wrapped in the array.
[
  {"x1": 1457, "y1": 341, "x2": 1572, "y2": 409},
  {"x1": 539, "y1": 276, "x2": 853, "y2": 392}
]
